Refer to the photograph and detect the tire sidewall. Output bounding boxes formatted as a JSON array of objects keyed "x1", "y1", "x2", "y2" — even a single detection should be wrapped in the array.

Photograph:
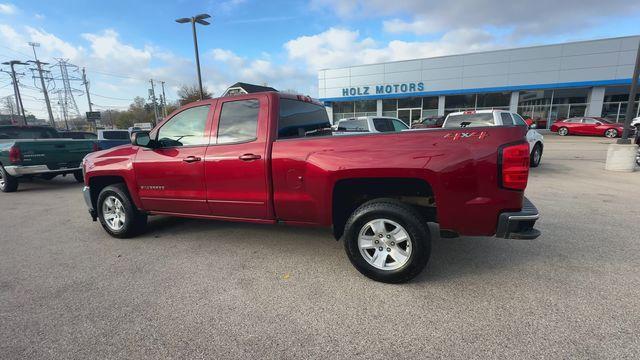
[
  {"x1": 605, "y1": 129, "x2": 618, "y2": 138},
  {"x1": 530, "y1": 144, "x2": 542, "y2": 167},
  {"x1": 0, "y1": 165, "x2": 18, "y2": 192},
  {"x1": 97, "y1": 185, "x2": 140, "y2": 238},
  {"x1": 344, "y1": 201, "x2": 430, "y2": 283}
]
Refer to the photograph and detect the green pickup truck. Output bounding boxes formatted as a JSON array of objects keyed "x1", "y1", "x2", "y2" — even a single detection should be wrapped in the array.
[{"x1": 0, "y1": 125, "x2": 97, "y2": 193}]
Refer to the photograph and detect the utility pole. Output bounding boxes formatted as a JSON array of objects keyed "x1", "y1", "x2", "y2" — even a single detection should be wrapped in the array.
[
  {"x1": 619, "y1": 40, "x2": 640, "y2": 144},
  {"x1": 2, "y1": 61, "x2": 28, "y2": 125},
  {"x1": 28, "y1": 42, "x2": 55, "y2": 128},
  {"x1": 82, "y1": 67, "x2": 94, "y2": 131},
  {"x1": 160, "y1": 80, "x2": 168, "y2": 118},
  {"x1": 149, "y1": 79, "x2": 159, "y2": 126}
]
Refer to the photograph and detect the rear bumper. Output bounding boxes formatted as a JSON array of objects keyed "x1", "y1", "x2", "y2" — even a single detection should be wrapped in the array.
[
  {"x1": 3, "y1": 165, "x2": 81, "y2": 176},
  {"x1": 495, "y1": 197, "x2": 541, "y2": 240}
]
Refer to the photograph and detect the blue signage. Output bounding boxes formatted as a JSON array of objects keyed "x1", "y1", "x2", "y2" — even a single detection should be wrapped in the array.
[{"x1": 342, "y1": 82, "x2": 424, "y2": 97}]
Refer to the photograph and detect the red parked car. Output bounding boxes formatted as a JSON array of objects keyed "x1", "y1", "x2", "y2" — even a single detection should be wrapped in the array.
[
  {"x1": 81, "y1": 92, "x2": 540, "y2": 283},
  {"x1": 550, "y1": 117, "x2": 627, "y2": 138}
]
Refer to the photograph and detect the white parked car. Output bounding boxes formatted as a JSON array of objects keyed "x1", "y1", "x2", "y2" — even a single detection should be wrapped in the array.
[
  {"x1": 442, "y1": 109, "x2": 545, "y2": 167},
  {"x1": 333, "y1": 116, "x2": 409, "y2": 134},
  {"x1": 631, "y1": 117, "x2": 640, "y2": 129}
]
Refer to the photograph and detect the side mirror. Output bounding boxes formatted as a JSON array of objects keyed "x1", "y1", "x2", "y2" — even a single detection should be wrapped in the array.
[
  {"x1": 529, "y1": 123, "x2": 537, "y2": 129},
  {"x1": 595, "y1": 122, "x2": 602, "y2": 125},
  {"x1": 131, "y1": 131, "x2": 152, "y2": 148}
]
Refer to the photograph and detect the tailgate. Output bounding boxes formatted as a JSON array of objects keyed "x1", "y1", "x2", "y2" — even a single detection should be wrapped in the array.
[{"x1": 16, "y1": 139, "x2": 94, "y2": 169}]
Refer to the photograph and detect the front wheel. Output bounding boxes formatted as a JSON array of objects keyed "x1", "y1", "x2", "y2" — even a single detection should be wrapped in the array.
[
  {"x1": 97, "y1": 184, "x2": 147, "y2": 238},
  {"x1": 604, "y1": 128, "x2": 618, "y2": 138},
  {"x1": 343, "y1": 198, "x2": 431, "y2": 283},
  {"x1": 557, "y1": 127, "x2": 569, "y2": 136},
  {"x1": 0, "y1": 165, "x2": 19, "y2": 193}
]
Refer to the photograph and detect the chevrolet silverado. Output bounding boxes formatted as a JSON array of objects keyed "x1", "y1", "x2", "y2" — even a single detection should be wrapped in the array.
[{"x1": 82, "y1": 92, "x2": 540, "y2": 283}]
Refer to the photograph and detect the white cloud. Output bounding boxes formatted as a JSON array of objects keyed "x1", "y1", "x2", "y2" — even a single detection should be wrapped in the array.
[
  {"x1": 34, "y1": 14, "x2": 45, "y2": 20},
  {"x1": 284, "y1": 27, "x2": 497, "y2": 71},
  {"x1": 0, "y1": 3, "x2": 16, "y2": 15},
  {"x1": 314, "y1": 0, "x2": 640, "y2": 37}
]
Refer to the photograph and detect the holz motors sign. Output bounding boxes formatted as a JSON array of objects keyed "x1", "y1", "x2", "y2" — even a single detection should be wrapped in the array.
[{"x1": 342, "y1": 82, "x2": 425, "y2": 97}]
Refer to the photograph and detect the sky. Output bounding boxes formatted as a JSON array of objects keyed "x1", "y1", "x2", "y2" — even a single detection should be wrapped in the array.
[{"x1": 0, "y1": 0, "x2": 639, "y2": 119}]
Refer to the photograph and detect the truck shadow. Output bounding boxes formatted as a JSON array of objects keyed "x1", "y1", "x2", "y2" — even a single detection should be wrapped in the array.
[
  {"x1": 14, "y1": 177, "x2": 83, "y2": 193},
  {"x1": 142, "y1": 216, "x2": 541, "y2": 283},
  {"x1": 414, "y1": 236, "x2": 542, "y2": 283}
]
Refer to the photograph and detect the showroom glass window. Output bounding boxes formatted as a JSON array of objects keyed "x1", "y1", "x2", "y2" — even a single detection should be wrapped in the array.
[
  {"x1": 382, "y1": 99, "x2": 398, "y2": 118},
  {"x1": 476, "y1": 92, "x2": 510, "y2": 109},
  {"x1": 217, "y1": 100, "x2": 259, "y2": 144},
  {"x1": 278, "y1": 99, "x2": 331, "y2": 139},
  {"x1": 157, "y1": 105, "x2": 210, "y2": 147},
  {"x1": 422, "y1": 96, "x2": 439, "y2": 117}
]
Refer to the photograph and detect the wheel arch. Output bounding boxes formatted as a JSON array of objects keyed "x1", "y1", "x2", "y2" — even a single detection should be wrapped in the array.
[
  {"x1": 88, "y1": 175, "x2": 129, "y2": 211},
  {"x1": 331, "y1": 177, "x2": 436, "y2": 240}
]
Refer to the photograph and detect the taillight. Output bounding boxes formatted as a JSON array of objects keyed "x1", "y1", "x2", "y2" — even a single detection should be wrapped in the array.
[
  {"x1": 499, "y1": 142, "x2": 530, "y2": 190},
  {"x1": 8, "y1": 146, "x2": 21, "y2": 164}
]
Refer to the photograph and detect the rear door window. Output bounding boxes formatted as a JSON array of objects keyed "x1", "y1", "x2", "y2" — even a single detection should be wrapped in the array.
[
  {"x1": 444, "y1": 113, "x2": 495, "y2": 128},
  {"x1": 512, "y1": 113, "x2": 528, "y2": 127},
  {"x1": 278, "y1": 99, "x2": 331, "y2": 138}
]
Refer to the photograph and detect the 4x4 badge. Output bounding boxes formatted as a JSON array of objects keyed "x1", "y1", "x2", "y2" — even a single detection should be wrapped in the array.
[{"x1": 444, "y1": 131, "x2": 489, "y2": 140}]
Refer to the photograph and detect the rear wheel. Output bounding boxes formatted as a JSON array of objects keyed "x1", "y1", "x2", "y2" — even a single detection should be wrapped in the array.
[
  {"x1": 604, "y1": 128, "x2": 618, "y2": 138},
  {"x1": 557, "y1": 127, "x2": 569, "y2": 136},
  {"x1": 343, "y1": 198, "x2": 431, "y2": 283},
  {"x1": 530, "y1": 143, "x2": 543, "y2": 168},
  {"x1": 0, "y1": 165, "x2": 19, "y2": 193},
  {"x1": 97, "y1": 184, "x2": 147, "y2": 238}
]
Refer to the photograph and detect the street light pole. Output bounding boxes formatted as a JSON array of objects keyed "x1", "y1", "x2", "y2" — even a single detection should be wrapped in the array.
[{"x1": 176, "y1": 13, "x2": 211, "y2": 101}]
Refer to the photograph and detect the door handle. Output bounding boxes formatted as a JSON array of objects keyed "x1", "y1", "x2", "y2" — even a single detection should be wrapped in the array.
[
  {"x1": 182, "y1": 156, "x2": 202, "y2": 163},
  {"x1": 239, "y1": 153, "x2": 261, "y2": 161}
]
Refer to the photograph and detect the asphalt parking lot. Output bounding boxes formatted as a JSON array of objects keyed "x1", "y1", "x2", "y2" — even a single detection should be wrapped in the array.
[{"x1": 1, "y1": 134, "x2": 639, "y2": 359}]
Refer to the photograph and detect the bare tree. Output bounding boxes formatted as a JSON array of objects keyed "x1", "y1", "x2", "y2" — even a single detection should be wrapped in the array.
[{"x1": 177, "y1": 84, "x2": 212, "y2": 106}]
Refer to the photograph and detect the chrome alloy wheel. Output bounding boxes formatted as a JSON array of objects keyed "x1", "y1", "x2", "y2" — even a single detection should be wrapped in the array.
[
  {"x1": 102, "y1": 195, "x2": 126, "y2": 231},
  {"x1": 358, "y1": 218, "x2": 412, "y2": 271},
  {"x1": 0, "y1": 169, "x2": 5, "y2": 190},
  {"x1": 558, "y1": 127, "x2": 568, "y2": 136},
  {"x1": 605, "y1": 129, "x2": 618, "y2": 138}
]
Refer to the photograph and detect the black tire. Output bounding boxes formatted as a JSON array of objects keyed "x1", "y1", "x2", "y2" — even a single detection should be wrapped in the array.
[
  {"x1": 343, "y1": 198, "x2": 431, "y2": 283},
  {"x1": 530, "y1": 143, "x2": 542, "y2": 168},
  {"x1": 557, "y1": 127, "x2": 569, "y2": 136},
  {"x1": 40, "y1": 174, "x2": 57, "y2": 180},
  {"x1": 73, "y1": 170, "x2": 84, "y2": 183},
  {"x1": 0, "y1": 165, "x2": 19, "y2": 193},
  {"x1": 97, "y1": 183, "x2": 147, "y2": 238}
]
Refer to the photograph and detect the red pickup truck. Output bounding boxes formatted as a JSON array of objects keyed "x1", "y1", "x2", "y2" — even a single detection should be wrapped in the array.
[{"x1": 82, "y1": 92, "x2": 540, "y2": 283}]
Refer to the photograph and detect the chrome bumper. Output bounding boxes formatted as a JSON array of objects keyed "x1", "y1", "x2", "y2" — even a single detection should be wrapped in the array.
[{"x1": 3, "y1": 165, "x2": 81, "y2": 176}]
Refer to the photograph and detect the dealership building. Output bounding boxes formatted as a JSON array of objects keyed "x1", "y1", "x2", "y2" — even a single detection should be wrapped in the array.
[{"x1": 318, "y1": 35, "x2": 640, "y2": 129}]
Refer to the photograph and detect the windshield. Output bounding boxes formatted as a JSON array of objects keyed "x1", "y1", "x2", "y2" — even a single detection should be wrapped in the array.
[
  {"x1": 102, "y1": 131, "x2": 130, "y2": 140},
  {"x1": 444, "y1": 113, "x2": 495, "y2": 128}
]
